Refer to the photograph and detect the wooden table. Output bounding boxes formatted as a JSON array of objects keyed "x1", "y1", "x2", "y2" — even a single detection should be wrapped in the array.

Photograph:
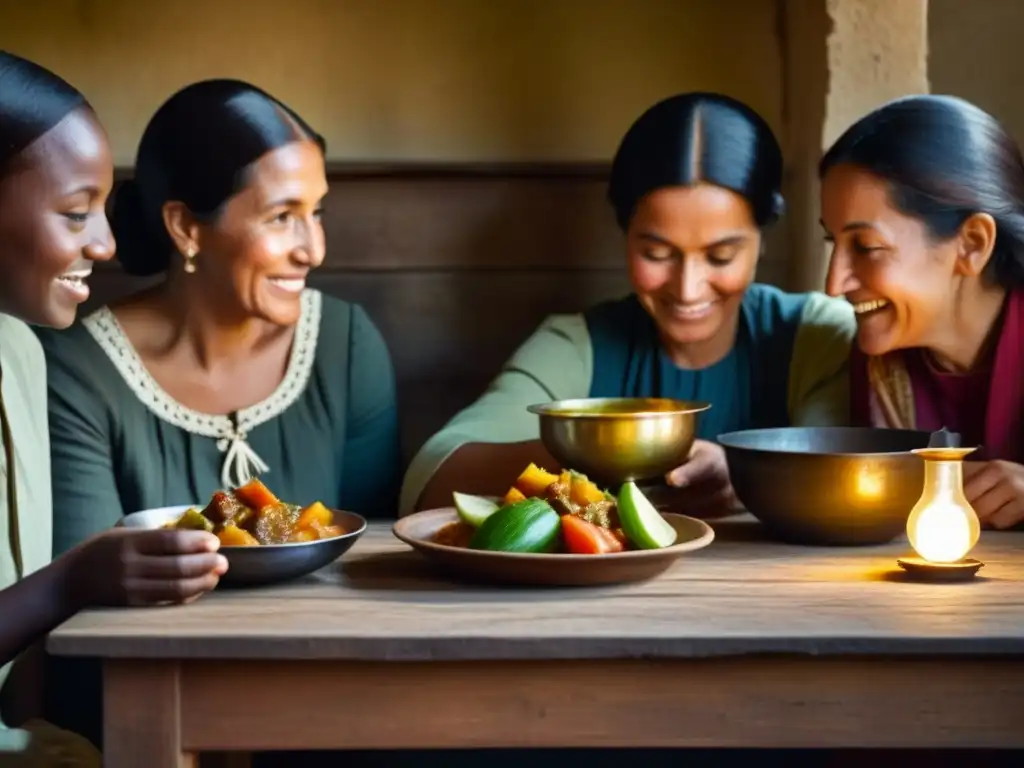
[{"x1": 47, "y1": 516, "x2": 1024, "y2": 766}]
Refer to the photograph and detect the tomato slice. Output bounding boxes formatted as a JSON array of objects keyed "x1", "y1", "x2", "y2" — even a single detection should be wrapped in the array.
[{"x1": 561, "y1": 514, "x2": 625, "y2": 555}]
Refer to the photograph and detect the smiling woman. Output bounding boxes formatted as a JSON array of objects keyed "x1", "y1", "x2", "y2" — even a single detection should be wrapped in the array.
[
  {"x1": 401, "y1": 92, "x2": 857, "y2": 519},
  {"x1": 820, "y1": 94, "x2": 1024, "y2": 532},
  {"x1": 32, "y1": 77, "x2": 402, "y2": 749}
]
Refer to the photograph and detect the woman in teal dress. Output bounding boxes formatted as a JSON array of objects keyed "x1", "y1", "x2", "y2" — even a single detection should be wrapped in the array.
[
  {"x1": 402, "y1": 92, "x2": 855, "y2": 516},
  {"x1": 36, "y1": 79, "x2": 402, "y2": 559},
  {"x1": 34, "y1": 78, "x2": 401, "y2": 750}
]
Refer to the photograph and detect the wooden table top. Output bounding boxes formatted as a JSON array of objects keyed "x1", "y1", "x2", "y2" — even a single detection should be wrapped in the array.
[{"x1": 47, "y1": 515, "x2": 1024, "y2": 661}]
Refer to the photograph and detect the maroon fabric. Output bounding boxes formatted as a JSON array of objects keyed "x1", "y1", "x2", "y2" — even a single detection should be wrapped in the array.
[
  {"x1": 905, "y1": 350, "x2": 990, "y2": 453},
  {"x1": 850, "y1": 290, "x2": 1024, "y2": 462},
  {"x1": 849, "y1": 345, "x2": 871, "y2": 428}
]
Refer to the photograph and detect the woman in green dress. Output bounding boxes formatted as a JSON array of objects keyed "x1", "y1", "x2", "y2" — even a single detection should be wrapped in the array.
[
  {"x1": 0, "y1": 51, "x2": 226, "y2": 765},
  {"x1": 36, "y1": 79, "x2": 402, "y2": 559},
  {"x1": 402, "y1": 92, "x2": 856, "y2": 516}
]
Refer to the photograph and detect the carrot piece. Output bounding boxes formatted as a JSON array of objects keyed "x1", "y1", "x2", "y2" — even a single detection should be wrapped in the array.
[
  {"x1": 569, "y1": 474, "x2": 606, "y2": 506},
  {"x1": 295, "y1": 501, "x2": 334, "y2": 531},
  {"x1": 513, "y1": 463, "x2": 560, "y2": 497},
  {"x1": 217, "y1": 524, "x2": 260, "y2": 547},
  {"x1": 501, "y1": 486, "x2": 527, "y2": 505},
  {"x1": 233, "y1": 477, "x2": 279, "y2": 510},
  {"x1": 560, "y1": 515, "x2": 625, "y2": 555}
]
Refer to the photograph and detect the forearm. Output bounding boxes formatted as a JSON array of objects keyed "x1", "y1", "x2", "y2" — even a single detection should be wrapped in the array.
[
  {"x1": 415, "y1": 439, "x2": 560, "y2": 512},
  {"x1": 0, "y1": 551, "x2": 80, "y2": 669}
]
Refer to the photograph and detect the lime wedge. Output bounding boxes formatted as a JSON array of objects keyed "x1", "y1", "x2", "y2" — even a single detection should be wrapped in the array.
[
  {"x1": 617, "y1": 481, "x2": 678, "y2": 549},
  {"x1": 453, "y1": 492, "x2": 500, "y2": 527}
]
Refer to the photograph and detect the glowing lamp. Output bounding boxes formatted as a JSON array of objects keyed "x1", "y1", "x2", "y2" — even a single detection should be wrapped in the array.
[{"x1": 897, "y1": 428, "x2": 984, "y2": 581}]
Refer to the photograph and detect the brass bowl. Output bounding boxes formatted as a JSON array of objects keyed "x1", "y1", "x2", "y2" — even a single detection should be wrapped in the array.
[
  {"x1": 527, "y1": 397, "x2": 711, "y2": 486},
  {"x1": 718, "y1": 426, "x2": 932, "y2": 546}
]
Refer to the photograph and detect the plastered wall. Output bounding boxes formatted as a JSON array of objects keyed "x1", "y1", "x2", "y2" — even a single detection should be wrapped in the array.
[{"x1": 0, "y1": 0, "x2": 784, "y2": 165}]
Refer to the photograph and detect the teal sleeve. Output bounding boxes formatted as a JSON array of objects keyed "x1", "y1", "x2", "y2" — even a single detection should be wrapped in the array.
[
  {"x1": 398, "y1": 314, "x2": 592, "y2": 515},
  {"x1": 786, "y1": 292, "x2": 856, "y2": 427},
  {"x1": 36, "y1": 330, "x2": 124, "y2": 556},
  {"x1": 339, "y1": 305, "x2": 402, "y2": 519}
]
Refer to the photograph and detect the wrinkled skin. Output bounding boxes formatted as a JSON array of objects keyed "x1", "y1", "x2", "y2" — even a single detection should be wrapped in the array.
[{"x1": 822, "y1": 162, "x2": 1022, "y2": 529}]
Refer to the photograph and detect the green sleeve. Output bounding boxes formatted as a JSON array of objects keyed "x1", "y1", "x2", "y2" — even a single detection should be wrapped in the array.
[
  {"x1": 398, "y1": 313, "x2": 592, "y2": 515},
  {"x1": 338, "y1": 305, "x2": 402, "y2": 519},
  {"x1": 786, "y1": 292, "x2": 856, "y2": 427},
  {"x1": 35, "y1": 329, "x2": 124, "y2": 556}
]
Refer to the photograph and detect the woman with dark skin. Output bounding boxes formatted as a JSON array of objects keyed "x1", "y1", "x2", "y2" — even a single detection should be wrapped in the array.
[
  {"x1": 0, "y1": 51, "x2": 226, "y2": 763},
  {"x1": 402, "y1": 92, "x2": 855, "y2": 516},
  {"x1": 822, "y1": 95, "x2": 1024, "y2": 531}
]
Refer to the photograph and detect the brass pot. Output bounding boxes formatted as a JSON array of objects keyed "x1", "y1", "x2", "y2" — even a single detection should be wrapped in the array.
[
  {"x1": 527, "y1": 397, "x2": 711, "y2": 486},
  {"x1": 718, "y1": 426, "x2": 931, "y2": 546}
]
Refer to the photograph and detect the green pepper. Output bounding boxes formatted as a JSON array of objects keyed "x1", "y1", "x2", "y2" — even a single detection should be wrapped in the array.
[{"x1": 175, "y1": 508, "x2": 214, "y2": 532}]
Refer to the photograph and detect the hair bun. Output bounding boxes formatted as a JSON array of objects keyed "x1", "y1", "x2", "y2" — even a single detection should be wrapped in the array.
[{"x1": 110, "y1": 178, "x2": 168, "y2": 277}]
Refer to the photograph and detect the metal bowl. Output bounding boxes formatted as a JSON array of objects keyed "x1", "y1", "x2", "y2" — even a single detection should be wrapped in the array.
[
  {"x1": 717, "y1": 427, "x2": 932, "y2": 546},
  {"x1": 120, "y1": 504, "x2": 367, "y2": 587},
  {"x1": 527, "y1": 397, "x2": 711, "y2": 486}
]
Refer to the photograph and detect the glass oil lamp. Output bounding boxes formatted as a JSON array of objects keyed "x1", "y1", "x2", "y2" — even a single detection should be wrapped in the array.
[{"x1": 896, "y1": 428, "x2": 985, "y2": 581}]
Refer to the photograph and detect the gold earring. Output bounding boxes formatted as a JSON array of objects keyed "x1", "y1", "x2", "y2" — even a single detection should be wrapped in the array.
[{"x1": 183, "y1": 246, "x2": 197, "y2": 274}]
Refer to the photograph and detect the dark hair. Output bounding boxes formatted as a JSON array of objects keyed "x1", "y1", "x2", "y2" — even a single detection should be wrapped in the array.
[
  {"x1": 820, "y1": 94, "x2": 1024, "y2": 288},
  {"x1": 0, "y1": 50, "x2": 88, "y2": 176},
  {"x1": 112, "y1": 79, "x2": 326, "y2": 277},
  {"x1": 608, "y1": 92, "x2": 785, "y2": 231}
]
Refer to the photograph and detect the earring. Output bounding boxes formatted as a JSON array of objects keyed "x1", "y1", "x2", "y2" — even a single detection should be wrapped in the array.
[{"x1": 183, "y1": 246, "x2": 197, "y2": 274}]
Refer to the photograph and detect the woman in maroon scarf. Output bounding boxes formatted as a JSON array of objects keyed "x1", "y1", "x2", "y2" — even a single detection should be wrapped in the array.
[{"x1": 820, "y1": 95, "x2": 1024, "y2": 531}]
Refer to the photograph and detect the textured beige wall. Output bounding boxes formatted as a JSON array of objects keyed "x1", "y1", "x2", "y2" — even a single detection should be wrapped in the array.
[
  {"x1": 823, "y1": 0, "x2": 930, "y2": 147},
  {"x1": 780, "y1": 0, "x2": 930, "y2": 291},
  {"x1": 929, "y1": 0, "x2": 1024, "y2": 145},
  {"x1": 0, "y1": 0, "x2": 783, "y2": 165}
]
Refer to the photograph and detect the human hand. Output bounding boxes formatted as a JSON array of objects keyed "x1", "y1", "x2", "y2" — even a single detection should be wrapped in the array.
[
  {"x1": 963, "y1": 460, "x2": 1024, "y2": 530},
  {"x1": 661, "y1": 439, "x2": 738, "y2": 518},
  {"x1": 67, "y1": 528, "x2": 228, "y2": 609}
]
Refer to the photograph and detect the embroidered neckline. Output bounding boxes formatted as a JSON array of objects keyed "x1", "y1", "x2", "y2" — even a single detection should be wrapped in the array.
[{"x1": 82, "y1": 289, "x2": 322, "y2": 488}]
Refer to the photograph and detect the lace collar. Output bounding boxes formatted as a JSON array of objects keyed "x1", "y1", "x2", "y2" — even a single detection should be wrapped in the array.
[{"x1": 82, "y1": 289, "x2": 322, "y2": 488}]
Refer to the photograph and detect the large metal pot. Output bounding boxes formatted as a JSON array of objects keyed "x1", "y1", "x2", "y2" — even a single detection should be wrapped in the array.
[{"x1": 718, "y1": 427, "x2": 932, "y2": 546}]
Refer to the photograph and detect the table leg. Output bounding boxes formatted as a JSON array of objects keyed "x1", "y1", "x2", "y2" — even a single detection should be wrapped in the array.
[{"x1": 103, "y1": 659, "x2": 196, "y2": 768}]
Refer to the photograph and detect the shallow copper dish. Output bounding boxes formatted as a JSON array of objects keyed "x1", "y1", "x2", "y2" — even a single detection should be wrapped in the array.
[{"x1": 392, "y1": 507, "x2": 714, "y2": 587}]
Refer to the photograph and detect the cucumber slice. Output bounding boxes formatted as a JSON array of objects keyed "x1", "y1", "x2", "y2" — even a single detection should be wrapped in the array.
[
  {"x1": 453, "y1": 492, "x2": 500, "y2": 527},
  {"x1": 617, "y1": 481, "x2": 678, "y2": 549},
  {"x1": 469, "y1": 498, "x2": 561, "y2": 553}
]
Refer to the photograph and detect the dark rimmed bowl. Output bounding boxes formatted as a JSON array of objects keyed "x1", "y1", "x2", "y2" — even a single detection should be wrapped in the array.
[
  {"x1": 717, "y1": 427, "x2": 931, "y2": 546},
  {"x1": 121, "y1": 504, "x2": 367, "y2": 587}
]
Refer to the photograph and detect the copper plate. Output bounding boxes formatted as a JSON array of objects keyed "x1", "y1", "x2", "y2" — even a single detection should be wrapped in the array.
[
  {"x1": 392, "y1": 508, "x2": 715, "y2": 587},
  {"x1": 896, "y1": 556, "x2": 984, "y2": 582}
]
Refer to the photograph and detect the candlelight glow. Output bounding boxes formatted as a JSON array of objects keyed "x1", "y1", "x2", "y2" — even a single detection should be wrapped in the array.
[
  {"x1": 906, "y1": 446, "x2": 980, "y2": 565},
  {"x1": 907, "y1": 500, "x2": 974, "y2": 563},
  {"x1": 855, "y1": 466, "x2": 884, "y2": 499}
]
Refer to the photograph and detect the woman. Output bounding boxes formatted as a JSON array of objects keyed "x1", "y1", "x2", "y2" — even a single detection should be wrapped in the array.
[
  {"x1": 402, "y1": 92, "x2": 855, "y2": 516},
  {"x1": 36, "y1": 78, "x2": 402, "y2": 559},
  {"x1": 821, "y1": 95, "x2": 1024, "y2": 531},
  {"x1": 0, "y1": 51, "x2": 226, "y2": 763}
]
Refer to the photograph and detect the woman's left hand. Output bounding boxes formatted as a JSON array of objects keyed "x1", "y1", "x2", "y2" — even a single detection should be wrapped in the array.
[
  {"x1": 963, "y1": 460, "x2": 1024, "y2": 529},
  {"x1": 661, "y1": 439, "x2": 739, "y2": 518}
]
